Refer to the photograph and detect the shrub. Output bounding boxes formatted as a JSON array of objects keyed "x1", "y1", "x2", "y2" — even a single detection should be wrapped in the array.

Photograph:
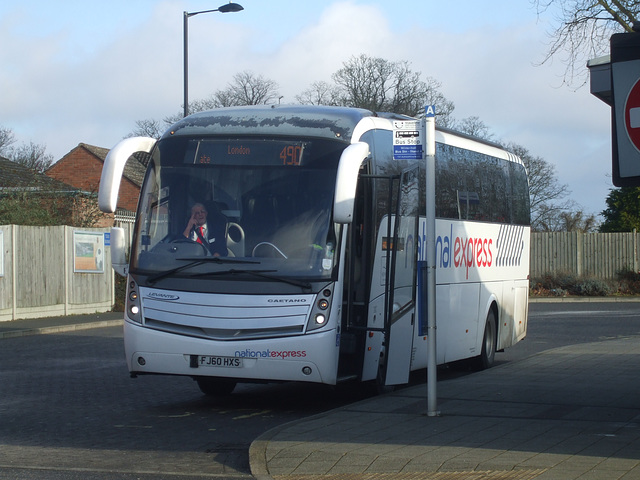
[
  {"x1": 570, "y1": 279, "x2": 611, "y2": 296},
  {"x1": 531, "y1": 271, "x2": 576, "y2": 296},
  {"x1": 530, "y1": 268, "x2": 640, "y2": 296},
  {"x1": 616, "y1": 269, "x2": 640, "y2": 295}
]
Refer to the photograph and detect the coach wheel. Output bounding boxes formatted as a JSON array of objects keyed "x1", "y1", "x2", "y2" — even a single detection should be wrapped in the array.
[
  {"x1": 474, "y1": 309, "x2": 497, "y2": 370},
  {"x1": 195, "y1": 377, "x2": 237, "y2": 396}
]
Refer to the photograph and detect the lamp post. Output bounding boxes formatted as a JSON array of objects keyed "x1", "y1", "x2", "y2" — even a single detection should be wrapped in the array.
[{"x1": 183, "y1": 2, "x2": 244, "y2": 118}]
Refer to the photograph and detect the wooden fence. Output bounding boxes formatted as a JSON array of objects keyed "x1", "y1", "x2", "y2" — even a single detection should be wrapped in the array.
[
  {"x1": 530, "y1": 231, "x2": 639, "y2": 279},
  {"x1": 0, "y1": 226, "x2": 637, "y2": 322},
  {"x1": 0, "y1": 225, "x2": 113, "y2": 322}
]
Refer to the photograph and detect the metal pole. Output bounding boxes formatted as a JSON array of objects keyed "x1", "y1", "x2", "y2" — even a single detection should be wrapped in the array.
[
  {"x1": 183, "y1": 11, "x2": 189, "y2": 118},
  {"x1": 424, "y1": 106, "x2": 439, "y2": 417},
  {"x1": 182, "y1": 4, "x2": 244, "y2": 118}
]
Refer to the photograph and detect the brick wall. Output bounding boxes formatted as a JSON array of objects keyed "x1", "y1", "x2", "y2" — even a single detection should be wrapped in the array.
[
  {"x1": 116, "y1": 177, "x2": 141, "y2": 212},
  {"x1": 47, "y1": 145, "x2": 141, "y2": 212},
  {"x1": 46, "y1": 147, "x2": 103, "y2": 192}
]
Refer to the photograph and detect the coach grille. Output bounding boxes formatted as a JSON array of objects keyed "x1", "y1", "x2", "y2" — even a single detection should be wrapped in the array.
[
  {"x1": 138, "y1": 289, "x2": 313, "y2": 341},
  {"x1": 144, "y1": 317, "x2": 305, "y2": 340}
]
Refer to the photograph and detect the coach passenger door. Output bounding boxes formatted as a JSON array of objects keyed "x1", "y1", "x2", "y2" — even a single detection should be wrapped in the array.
[{"x1": 383, "y1": 166, "x2": 419, "y2": 386}]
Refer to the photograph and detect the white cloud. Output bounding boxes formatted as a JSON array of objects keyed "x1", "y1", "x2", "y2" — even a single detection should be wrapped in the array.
[
  {"x1": 0, "y1": 0, "x2": 613, "y2": 216},
  {"x1": 262, "y1": 1, "x2": 393, "y2": 97}
]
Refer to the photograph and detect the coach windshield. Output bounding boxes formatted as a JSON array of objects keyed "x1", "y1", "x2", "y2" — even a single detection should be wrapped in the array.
[{"x1": 129, "y1": 136, "x2": 345, "y2": 287}]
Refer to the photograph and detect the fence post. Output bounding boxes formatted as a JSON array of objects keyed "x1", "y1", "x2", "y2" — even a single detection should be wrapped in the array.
[
  {"x1": 11, "y1": 225, "x2": 16, "y2": 321},
  {"x1": 576, "y1": 231, "x2": 583, "y2": 277},
  {"x1": 633, "y1": 228, "x2": 638, "y2": 273},
  {"x1": 64, "y1": 226, "x2": 69, "y2": 316}
]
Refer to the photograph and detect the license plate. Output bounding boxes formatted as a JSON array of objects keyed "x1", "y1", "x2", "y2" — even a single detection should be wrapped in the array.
[{"x1": 197, "y1": 355, "x2": 243, "y2": 368}]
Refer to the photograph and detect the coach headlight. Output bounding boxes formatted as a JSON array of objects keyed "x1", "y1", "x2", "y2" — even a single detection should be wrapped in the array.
[
  {"x1": 126, "y1": 279, "x2": 142, "y2": 324},
  {"x1": 306, "y1": 285, "x2": 334, "y2": 332}
]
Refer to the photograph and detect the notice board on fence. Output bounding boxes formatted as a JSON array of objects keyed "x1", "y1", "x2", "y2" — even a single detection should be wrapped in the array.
[{"x1": 73, "y1": 231, "x2": 104, "y2": 273}]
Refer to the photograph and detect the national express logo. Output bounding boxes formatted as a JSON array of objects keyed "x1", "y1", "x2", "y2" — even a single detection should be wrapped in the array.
[
  {"x1": 418, "y1": 223, "x2": 526, "y2": 279},
  {"x1": 234, "y1": 349, "x2": 307, "y2": 359}
]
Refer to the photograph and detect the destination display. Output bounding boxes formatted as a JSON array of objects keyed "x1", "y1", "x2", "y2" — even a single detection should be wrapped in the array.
[{"x1": 186, "y1": 140, "x2": 308, "y2": 166}]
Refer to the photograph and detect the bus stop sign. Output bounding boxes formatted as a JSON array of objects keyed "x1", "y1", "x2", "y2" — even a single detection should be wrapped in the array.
[
  {"x1": 393, "y1": 120, "x2": 423, "y2": 160},
  {"x1": 611, "y1": 30, "x2": 640, "y2": 186}
]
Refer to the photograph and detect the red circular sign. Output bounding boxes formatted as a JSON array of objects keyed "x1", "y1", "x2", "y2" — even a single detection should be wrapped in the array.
[{"x1": 625, "y1": 78, "x2": 640, "y2": 152}]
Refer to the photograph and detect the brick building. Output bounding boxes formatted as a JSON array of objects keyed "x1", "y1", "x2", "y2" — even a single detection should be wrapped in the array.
[{"x1": 46, "y1": 143, "x2": 147, "y2": 226}]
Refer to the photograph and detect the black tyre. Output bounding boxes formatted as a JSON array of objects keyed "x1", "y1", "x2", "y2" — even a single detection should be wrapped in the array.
[
  {"x1": 195, "y1": 377, "x2": 237, "y2": 396},
  {"x1": 474, "y1": 309, "x2": 497, "y2": 370}
]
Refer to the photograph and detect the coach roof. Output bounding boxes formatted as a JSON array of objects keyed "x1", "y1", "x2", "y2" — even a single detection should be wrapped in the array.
[{"x1": 163, "y1": 105, "x2": 376, "y2": 143}]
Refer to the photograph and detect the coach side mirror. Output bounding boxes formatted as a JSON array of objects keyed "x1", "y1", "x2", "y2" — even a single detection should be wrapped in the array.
[
  {"x1": 99, "y1": 136, "x2": 156, "y2": 213},
  {"x1": 333, "y1": 142, "x2": 370, "y2": 224},
  {"x1": 110, "y1": 227, "x2": 128, "y2": 277}
]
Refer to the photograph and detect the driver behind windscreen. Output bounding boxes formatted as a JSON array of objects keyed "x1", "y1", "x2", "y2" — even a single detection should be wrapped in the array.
[{"x1": 183, "y1": 202, "x2": 227, "y2": 257}]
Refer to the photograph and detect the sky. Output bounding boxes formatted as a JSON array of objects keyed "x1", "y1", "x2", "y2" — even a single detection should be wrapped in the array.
[{"x1": 0, "y1": 0, "x2": 614, "y2": 219}]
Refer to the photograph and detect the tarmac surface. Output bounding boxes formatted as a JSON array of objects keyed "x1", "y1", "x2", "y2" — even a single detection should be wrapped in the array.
[{"x1": 2, "y1": 309, "x2": 640, "y2": 480}]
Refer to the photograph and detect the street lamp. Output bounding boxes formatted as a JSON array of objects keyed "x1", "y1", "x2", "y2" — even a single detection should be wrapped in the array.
[{"x1": 183, "y1": 2, "x2": 244, "y2": 118}]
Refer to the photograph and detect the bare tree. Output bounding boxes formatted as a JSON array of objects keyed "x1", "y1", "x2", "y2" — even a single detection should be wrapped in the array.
[
  {"x1": 11, "y1": 141, "x2": 55, "y2": 173},
  {"x1": 331, "y1": 55, "x2": 391, "y2": 111},
  {"x1": 213, "y1": 71, "x2": 280, "y2": 107},
  {"x1": 0, "y1": 126, "x2": 55, "y2": 173},
  {"x1": 453, "y1": 116, "x2": 495, "y2": 141},
  {"x1": 295, "y1": 81, "x2": 342, "y2": 106},
  {"x1": 534, "y1": 0, "x2": 638, "y2": 86},
  {"x1": 0, "y1": 126, "x2": 16, "y2": 156},
  {"x1": 152, "y1": 71, "x2": 281, "y2": 131},
  {"x1": 191, "y1": 96, "x2": 222, "y2": 111},
  {"x1": 323, "y1": 54, "x2": 455, "y2": 123},
  {"x1": 558, "y1": 210, "x2": 599, "y2": 231},
  {"x1": 504, "y1": 141, "x2": 576, "y2": 230},
  {"x1": 127, "y1": 119, "x2": 164, "y2": 139}
]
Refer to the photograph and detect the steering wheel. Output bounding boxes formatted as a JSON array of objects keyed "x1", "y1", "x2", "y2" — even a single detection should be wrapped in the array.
[{"x1": 168, "y1": 234, "x2": 209, "y2": 255}]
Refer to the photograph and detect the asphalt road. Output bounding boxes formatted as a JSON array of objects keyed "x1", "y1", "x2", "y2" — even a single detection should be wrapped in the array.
[{"x1": 1, "y1": 300, "x2": 639, "y2": 479}]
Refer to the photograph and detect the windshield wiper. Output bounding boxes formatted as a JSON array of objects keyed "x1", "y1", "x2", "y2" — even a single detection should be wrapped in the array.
[
  {"x1": 147, "y1": 257, "x2": 259, "y2": 284},
  {"x1": 193, "y1": 268, "x2": 312, "y2": 289}
]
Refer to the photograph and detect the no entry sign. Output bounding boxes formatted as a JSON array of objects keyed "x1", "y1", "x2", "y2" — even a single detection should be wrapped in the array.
[
  {"x1": 625, "y1": 78, "x2": 640, "y2": 152},
  {"x1": 611, "y1": 30, "x2": 640, "y2": 186}
]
